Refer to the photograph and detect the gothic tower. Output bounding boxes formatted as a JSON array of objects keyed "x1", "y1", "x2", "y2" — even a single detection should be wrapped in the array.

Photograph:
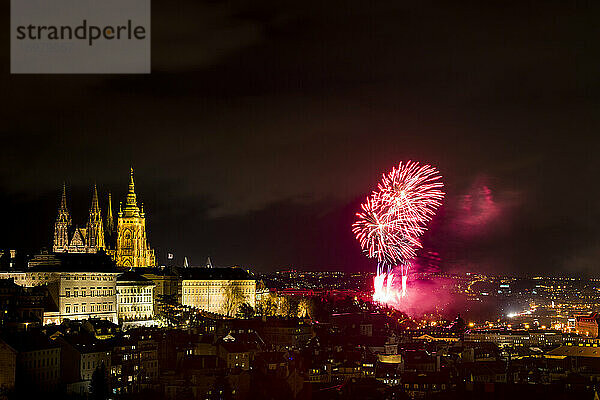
[
  {"x1": 105, "y1": 192, "x2": 116, "y2": 249},
  {"x1": 85, "y1": 184, "x2": 105, "y2": 251},
  {"x1": 53, "y1": 183, "x2": 72, "y2": 252},
  {"x1": 115, "y1": 168, "x2": 155, "y2": 267}
]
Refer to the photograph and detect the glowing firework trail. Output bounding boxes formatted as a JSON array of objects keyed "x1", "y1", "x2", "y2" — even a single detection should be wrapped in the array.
[
  {"x1": 376, "y1": 161, "x2": 444, "y2": 235},
  {"x1": 352, "y1": 197, "x2": 418, "y2": 266},
  {"x1": 353, "y1": 161, "x2": 444, "y2": 304}
]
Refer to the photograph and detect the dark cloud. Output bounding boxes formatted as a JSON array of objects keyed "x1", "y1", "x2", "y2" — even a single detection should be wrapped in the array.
[{"x1": 1, "y1": 1, "x2": 599, "y2": 274}]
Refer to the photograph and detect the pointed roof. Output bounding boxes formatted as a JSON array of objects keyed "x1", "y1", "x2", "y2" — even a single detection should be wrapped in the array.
[
  {"x1": 70, "y1": 227, "x2": 86, "y2": 247},
  {"x1": 106, "y1": 192, "x2": 114, "y2": 232},
  {"x1": 90, "y1": 184, "x2": 100, "y2": 214},
  {"x1": 206, "y1": 256, "x2": 213, "y2": 268},
  {"x1": 60, "y1": 182, "x2": 68, "y2": 212},
  {"x1": 57, "y1": 183, "x2": 71, "y2": 224},
  {"x1": 122, "y1": 167, "x2": 140, "y2": 217}
]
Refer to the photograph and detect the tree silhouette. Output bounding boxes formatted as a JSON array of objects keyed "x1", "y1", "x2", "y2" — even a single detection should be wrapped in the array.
[
  {"x1": 222, "y1": 283, "x2": 245, "y2": 317},
  {"x1": 237, "y1": 302, "x2": 255, "y2": 319},
  {"x1": 90, "y1": 362, "x2": 108, "y2": 400}
]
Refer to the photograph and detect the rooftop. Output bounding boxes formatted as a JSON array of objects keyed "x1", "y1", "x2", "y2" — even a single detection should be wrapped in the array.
[
  {"x1": 546, "y1": 345, "x2": 600, "y2": 358},
  {"x1": 178, "y1": 267, "x2": 252, "y2": 281},
  {"x1": 117, "y1": 271, "x2": 154, "y2": 284},
  {"x1": 1, "y1": 331, "x2": 60, "y2": 353},
  {"x1": 26, "y1": 252, "x2": 118, "y2": 273}
]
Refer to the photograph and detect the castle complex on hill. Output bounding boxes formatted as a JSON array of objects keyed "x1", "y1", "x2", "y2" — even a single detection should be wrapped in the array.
[{"x1": 52, "y1": 168, "x2": 156, "y2": 268}]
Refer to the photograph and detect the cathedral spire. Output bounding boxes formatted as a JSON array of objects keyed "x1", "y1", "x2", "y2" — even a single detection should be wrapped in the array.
[
  {"x1": 53, "y1": 183, "x2": 71, "y2": 252},
  {"x1": 106, "y1": 192, "x2": 114, "y2": 233},
  {"x1": 123, "y1": 167, "x2": 140, "y2": 217},
  {"x1": 60, "y1": 182, "x2": 69, "y2": 213},
  {"x1": 127, "y1": 167, "x2": 137, "y2": 206},
  {"x1": 57, "y1": 182, "x2": 71, "y2": 224},
  {"x1": 86, "y1": 184, "x2": 105, "y2": 250},
  {"x1": 90, "y1": 184, "x2": 100, "y2": 214},
  {"x1": 115, "y1": 168, "x2": 156, "y2": 268}
]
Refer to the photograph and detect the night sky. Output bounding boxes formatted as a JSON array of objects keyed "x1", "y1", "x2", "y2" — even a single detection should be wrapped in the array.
[{"x1": 1, "y1": 1, "x2": 600, "y2": 275}]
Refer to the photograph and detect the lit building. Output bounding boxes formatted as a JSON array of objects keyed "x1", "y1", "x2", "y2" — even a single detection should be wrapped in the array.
[
  {"x1": 575, "y1": 313, "x2": 599, "y2": 338},
  {"x1": 142, "y1": 269, "x2": 181, "y2": 317},
  {"x1": 0, "y1": 253, "x2": 119, "y2": 324},
  {"x1": 110, "y1": 330, "x2": 159, "y2": 395},
  {"x1": 51, "y1": 168, "x2": 155, "y2": 268},
  {"x1": 114, "y1": 168, "x2": 156, "y2": 268},
  {"x1": 53, "y1": 184, "x2": 105, "y2": 254},
  {"x1": 116, "y1": 271, "x2": 155, "y2": 323},
  {"x1": 464, "y1": 329, "x2": 564, "y2": 347},
  {"x1": 217, "y1": 333, "x2": 259, "y2": 371},
  {"x1": 180, "y1": 268, "x2": 256, "y2": 316}
]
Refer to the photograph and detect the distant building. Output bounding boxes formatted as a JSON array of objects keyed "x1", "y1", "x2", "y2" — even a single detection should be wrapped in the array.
[
  {"x1": 0, "y1": 253, "x2": 119, "y2": 324},
  {"x1": 116, "y1": 271, "x2": 155, "y2": 323},
  {"x1": 0, "y1": 332, "x2": 61, "y2": 394},
  {"x1": 0, "y1": 278, "x2": 47, "y2": 330},
  {"x1": 545, "y1": 345, "x2": 600, "y2": 373},
  {"x1": 464, "y1": 329, "x2": 563, "y2": 348},
  {"x1": 142, "y1": 269, "x2": 181, "y2": 317},
  {"x1": 217, "y1": 333, "x2": 258, "y2": 371},
  {"x1": 110, "y1": 329, "x2": 159, "y2": 395},
  {"x1": 0, "y1": 249, "x2": 24, "y2": 270},
  {"x1": 0, "y1": 339, "x2": 16, "y2": 392},
  {"x1": 575, "y1": 313, "x2": 599, "y2": 338},
  {"x1": 56, "y1": 333, "x2": 111, "y2": 396},
  {"x1": 412, "y1": 330, "x2": 461, "y2": 343},
  {"x1": 52, "y1": 168, "x2": 156, "y2": 268},
  {"x1": 256, "y1": 319, "x2": 313, "y2": 350},
  {"x1": 53, "y1": 184, "x2": 105, "y2": 254},
  {"x1": 180, "y1": 268, "x2": 256, "y2": 316}
]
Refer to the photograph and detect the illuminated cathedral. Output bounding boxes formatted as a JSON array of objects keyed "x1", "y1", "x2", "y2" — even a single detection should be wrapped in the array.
[{"x1": 52, "y1": 168, "x2": 156, "y2": 268}]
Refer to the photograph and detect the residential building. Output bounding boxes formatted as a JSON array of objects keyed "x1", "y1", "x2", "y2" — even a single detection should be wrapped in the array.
[
  {"x1": 56, "y1": 333, "x2": 111, "y2": 395},
  {"x1": 0, "y1": 339, "x2": 16, "y2": 392},
  {"x1": 116, "y1": 271, "x2": 155, "y2": 323},
  {"x1": 0, "y1": 332, "x2": 61, "y2": 393}
]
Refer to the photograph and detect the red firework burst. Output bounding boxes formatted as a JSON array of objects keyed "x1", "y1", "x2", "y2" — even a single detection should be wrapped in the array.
[
  {"x1": 352, "y1": 197, "x2": 419, "y2": 265},
  {"x1": 353, "y1": 161, "x2": 444, "y2": 267}
]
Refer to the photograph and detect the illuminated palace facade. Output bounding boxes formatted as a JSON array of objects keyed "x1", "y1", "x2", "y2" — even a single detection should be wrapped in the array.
[
  {"x1": 53, "y1": 168, "x2": 155, "y2": 268},
  {"x1": 181, "y1": 268, "x2": 256, "y2": 316},
  {"x1": 0, "y1": 253, "x2": 119, "y2": 324}
]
